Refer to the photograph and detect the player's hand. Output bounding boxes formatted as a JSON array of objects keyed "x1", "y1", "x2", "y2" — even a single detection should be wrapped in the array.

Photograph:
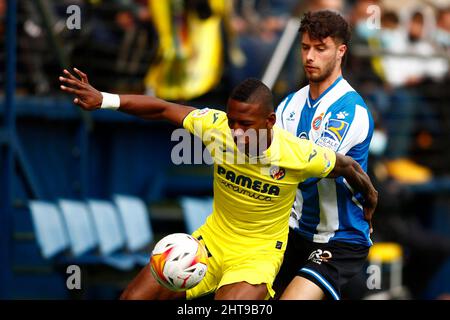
[
  {"x1": 364, "y1": 189, "x2": 378, "y2": 234},
  {"x1": 59, "y1": 68, "x2": 102, "y2": 110}
]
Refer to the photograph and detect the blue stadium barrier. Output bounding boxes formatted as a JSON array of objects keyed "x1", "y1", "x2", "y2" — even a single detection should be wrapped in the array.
[{"x1": 179, "y1": 196, "x2": 213, "y2": 235}]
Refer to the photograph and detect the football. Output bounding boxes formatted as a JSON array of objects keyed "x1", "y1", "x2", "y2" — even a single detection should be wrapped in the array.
[{"x1": 150, "y1": 233, "x2": 208, "y2": 291}]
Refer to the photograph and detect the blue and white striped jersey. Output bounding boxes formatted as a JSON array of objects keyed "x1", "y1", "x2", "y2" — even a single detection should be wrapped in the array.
[{"x1": 275, "y1": 76, "x2": 374, "y2": 246}]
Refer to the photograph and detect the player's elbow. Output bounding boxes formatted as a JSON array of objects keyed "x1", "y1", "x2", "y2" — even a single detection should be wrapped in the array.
[
  {"x1": 343, "y1": 157, "x2": 362, "y2": 180},
  {"x1": 329, "y1": 154, "x2": 356, "y2": 178}
]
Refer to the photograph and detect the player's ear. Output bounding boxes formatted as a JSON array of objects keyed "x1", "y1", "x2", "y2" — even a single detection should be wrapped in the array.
[
  {"x1": 338, "y1": 44, "x2": 347, "y2": 59},
  {"x1": 266, "y1": 112, "x2": 276, "y2": 129}
]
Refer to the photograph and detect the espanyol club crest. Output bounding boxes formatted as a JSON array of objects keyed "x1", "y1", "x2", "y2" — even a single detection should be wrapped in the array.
[
  {"x1": 312, "y1": 113, "x2": 324, "y2": 130},
  {"x1": 270, "y1": 166, "x2": 286, "y2": 180}
]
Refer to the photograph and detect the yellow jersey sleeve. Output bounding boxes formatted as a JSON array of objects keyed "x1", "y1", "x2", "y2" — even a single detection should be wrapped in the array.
[
  {"x1": 182, "y1": 108, "x2": 227, "y2": 138},
  {"x1": 295, "y1": 138, "x2": 337, "y2": 181}
]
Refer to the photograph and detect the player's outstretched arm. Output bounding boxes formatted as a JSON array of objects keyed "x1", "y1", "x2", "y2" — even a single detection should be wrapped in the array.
[
  {"x1": 327, "y1": 153, "x2": 378, "y2": 233},
  {"x1": 59, "y1": 68, "x2": 195, "y2": 126}
]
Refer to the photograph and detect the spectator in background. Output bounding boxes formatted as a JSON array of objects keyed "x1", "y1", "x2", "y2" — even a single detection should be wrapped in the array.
[
  {"x1": 308, "y1": 0, "x2": 345, "y2": 13},
  {"x1": 435, "y1": 7, "x2": 450, "y2": 55},
  {"x1": 227, "y1": 0, "x2": 299, "y2": 91},
  {"x1": 144, "y1": 0, "x2": 231, "y2": 102},
  {"x1": 350, "y1": 0, "x2": 381, "y2": 44},
  {"x1": 112, "y1": 0, "x2": 157, "y2": 92},
  {"x1": 72, "y1": 0, "x2": 157, "y2": 93},
  {"x1": 381, "y1": 9, "x2": 448, "y2": 87},
  {"x1": 350, "y1": 7, "x2": 444, "y2": 185},
  {"x1": 377, "y1": 10, "x2": 410, "y2": 87}
]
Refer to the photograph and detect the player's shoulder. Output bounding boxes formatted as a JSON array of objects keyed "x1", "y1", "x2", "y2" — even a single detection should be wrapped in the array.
[
  {"x1": 274, "y1": 126, "x2": 333, "y2": 174},
  {"x1": 189, "y1": 108, "x2": 226, "y2": 119},
  {"x1": 290, "y1": 85, "x2": 310, "y2": 102},
  {"x1": 183, "y1": 108, "x2": 228, "y2": 133},
  {"x1": 329, "y1": 90, "x2": 372, "y2": 125},
  {"x1": 286, "y1": 85, "x2": 310, "y2": 99},
  {"x1": 334, "y1": 80, "x2": 368, "y2": 110},
  {"x1": 277, "y1": 85, "x2": 310, "y2": 110},
  {"x1": 275, "y1": 125, "x2": 312, "y2": 151},
  {"x1": 187, "y1": 108, "x2": 227, "y2": 125}
]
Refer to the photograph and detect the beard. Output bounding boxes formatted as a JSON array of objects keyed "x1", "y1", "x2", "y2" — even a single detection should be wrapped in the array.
[{"x1": 305, "y1": 58, "x2": 337, "y2": 83}]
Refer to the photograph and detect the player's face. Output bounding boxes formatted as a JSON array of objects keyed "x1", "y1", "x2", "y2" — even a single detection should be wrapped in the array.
[
  {"x1": 301, "y1": 33, "x2": 345, "y2": 83},
  {"x1": 226, "y1": 99, "x2": 275, "y2": 151}
]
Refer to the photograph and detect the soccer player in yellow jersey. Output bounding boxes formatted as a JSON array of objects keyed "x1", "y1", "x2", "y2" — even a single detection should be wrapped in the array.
[{"x1": 59, "y1": 68, "x2": 377, "y2": 300}]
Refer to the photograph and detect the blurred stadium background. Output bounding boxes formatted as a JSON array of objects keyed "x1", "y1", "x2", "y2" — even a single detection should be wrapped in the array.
[{"x1": 1, "y1": 0, "x2": 450, "y2": 300}]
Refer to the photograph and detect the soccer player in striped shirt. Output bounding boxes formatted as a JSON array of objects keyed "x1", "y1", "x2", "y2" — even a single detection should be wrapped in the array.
[{"x1": 273, "y1": 10, "x2": 375, "y2": 300}]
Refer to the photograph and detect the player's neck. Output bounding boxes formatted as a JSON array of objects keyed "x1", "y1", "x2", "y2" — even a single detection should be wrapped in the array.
[
  {"x1": 256, "y1": 129, "x2": 273, "y2": 156},
  {"x1": 243, "y1": 129, "x2": 273, "y2": 157},
  {"x1": 309, "y1": 70, "x2": 342, "y2": 101},
  {"x1": 265, "y1": 128, "x2": 273, "y2": 152}
]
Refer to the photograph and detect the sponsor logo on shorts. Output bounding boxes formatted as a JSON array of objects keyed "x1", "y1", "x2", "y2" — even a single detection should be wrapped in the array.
[
  {"x1": 308, "y1": 249, "x2": 332, "y2": 264},
  {"x1": 275, "y1": 241, "x2": 283, "y2": 250}
]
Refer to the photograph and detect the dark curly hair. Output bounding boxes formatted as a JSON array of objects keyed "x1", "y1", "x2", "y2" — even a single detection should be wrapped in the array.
[{"x1": 299, "y1": 10, "x2": 351, "y2": 46}]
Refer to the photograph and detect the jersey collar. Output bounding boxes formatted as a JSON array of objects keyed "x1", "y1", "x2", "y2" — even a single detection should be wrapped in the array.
[
  {"x1": 245, "y1": 127, "x2": 278, "y2": 163},
  {"x1": 307, "y1": 76, "x2": 343, "y2": 109}
]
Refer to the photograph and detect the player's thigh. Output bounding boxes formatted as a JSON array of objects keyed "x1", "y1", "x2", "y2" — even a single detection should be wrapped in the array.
[
  {"x1": 280, "y1": 275, "x2": 325, "y2": 300},
  {"x1": 273, "y1": 230, "x2": 312, "y2": 297},
  {"x1": 215, "y1": 282, "x2": 267, "y2": 300},
  {"x1": 120, "y1": 263, "x2": 185, "y2": 300},
  {"x1": 219, "y1": 248, "x2": 284, "y2": 299}
]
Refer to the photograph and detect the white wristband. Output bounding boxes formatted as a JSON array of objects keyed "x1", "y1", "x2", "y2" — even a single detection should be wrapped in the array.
[{"x1": 100, "y1": 92, "x2": 120, "y2": 110}]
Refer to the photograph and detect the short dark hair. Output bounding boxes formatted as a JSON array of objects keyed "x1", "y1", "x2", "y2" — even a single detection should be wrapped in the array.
[
  {"x1": 299, "y1": 10, "x2": 351, "y2": 46},
  {"x1": 230, "y1": 78, "x2": 274, "y2": 113}
]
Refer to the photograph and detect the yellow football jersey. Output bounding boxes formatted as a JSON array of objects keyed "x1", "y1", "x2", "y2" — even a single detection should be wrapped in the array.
[{"x1": 182, "y1": 108, "x2": 336, "y2": 248}]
